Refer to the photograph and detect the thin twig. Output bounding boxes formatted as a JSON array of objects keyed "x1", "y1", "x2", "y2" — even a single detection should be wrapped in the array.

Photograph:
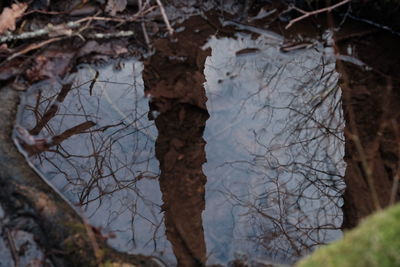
[
  {"x1": 24, "y1": 9, "x2": 67, "y2": 16},
  {"x1": 6, "y1": 230, "x2": 19, "y2": 267},
  {"x1": 82, "y1": 217, "x2": 103, "y2": 265},
  {"x1": 76, "y1": 6, "x2": 157, "y2": 23},
  {"x1": 155, "y1": 0, "x2": 174, "y2": 36},
  {"x1": 346, "y1": 128, "x2": 381, "y2": 211},
  {"x1": 285, "y1": 0, "x2": 351, "y2": 29},
  {"x1": 390, "y1": 118, "x2": 400, "y2": 205},
  {"x1": 390, "y1": 173, "x2": 399, "y2": 205},
  {"x1": 88, "y1": 30, "x2": 135, "y2": 39},
  {"x1": 139, "y1": 0, "x2": 151, "y2": 48},
  {"x1": 141, "y1": 20, "x2": 151, "y2": 47},
  {"x1": 6, "y1": 37, "x2": 63, "y2": 61}
]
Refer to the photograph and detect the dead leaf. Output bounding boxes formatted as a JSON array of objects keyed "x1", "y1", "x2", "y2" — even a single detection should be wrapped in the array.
[
  {"x1": 105, "y1": 0, "x2": 127, "y2": 16},
  {"x1": 25, "y1": 49, "x2": 75, "y2": 82},
  {"x1": 70, "y1": 3, "x2": 97, "y2": 16},
  {"x1": 78, "y1": 40, "x2": 128, "y2": 57},
  {"x1": 0, "y1": 3, "x2": 28, "y2": 34}
]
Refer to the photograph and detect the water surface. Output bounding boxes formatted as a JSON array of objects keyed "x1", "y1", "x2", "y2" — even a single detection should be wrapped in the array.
[{"x1": 16, "y1": 30, "x2": 346, "y2": 266}]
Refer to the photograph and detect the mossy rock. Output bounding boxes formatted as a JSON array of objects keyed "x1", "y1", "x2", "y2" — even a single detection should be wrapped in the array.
[{"x1": 297, "y1": 204, "x2": 400, "y2": 267}]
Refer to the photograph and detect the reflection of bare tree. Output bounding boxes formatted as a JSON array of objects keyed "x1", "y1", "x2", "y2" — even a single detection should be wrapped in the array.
[
  {"x1": 205, "y1": 20, "x2": 400, "y2": 264},
  {"x1": 17, "y1": 63, "x2": 164, "y2": 254},
  {"x1": 17, "y1": 14, "x2": 220, "y2": 265},
  {"x1": 17, "y1": 82, "x2": 96, "y2": 156},
  {"x1": 30, "y1": 83, "x2": 74, "y2": 135},
  {"x1": 16, "y1": 13, "x2": 400, "y2": 266},
  {"x1": 204, "y1": 36, "x2": 345, "y2": 263}
]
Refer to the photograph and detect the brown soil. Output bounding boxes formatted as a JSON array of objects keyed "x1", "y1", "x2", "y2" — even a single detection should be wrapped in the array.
[{"x1": 142, "y1": 15, "x2": 217, "y2": 266}]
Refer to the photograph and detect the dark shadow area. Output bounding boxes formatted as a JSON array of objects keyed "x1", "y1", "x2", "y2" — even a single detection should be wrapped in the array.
[
  {"x1": 142, "y1": 15, "x2": 215, "y2": 266},
  {"x1": 333, "y1": 20, "x2": 400, "y2": 228}
]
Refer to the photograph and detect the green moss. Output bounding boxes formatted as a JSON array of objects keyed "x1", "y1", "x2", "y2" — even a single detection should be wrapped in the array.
[
  {"x1": 64, "y1": 221, "x2": 87, "y2": 233},
  {"x1": 297, "y1": 204, "x2": 400, "y2": 267}
]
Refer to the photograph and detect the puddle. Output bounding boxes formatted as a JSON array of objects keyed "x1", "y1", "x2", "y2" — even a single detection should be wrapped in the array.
[
  {"x1": 15, "y1": 62, "x2": 167, "y2": 258},
  {"x1": 15, "y1": 30, "x2": 346, "y2": 266},
  {"x1": 203, "y1": 34, "x2": 345, "y2": 264}
]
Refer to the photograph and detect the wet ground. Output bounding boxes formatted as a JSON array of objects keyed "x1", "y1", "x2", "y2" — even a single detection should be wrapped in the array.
[{"x1": 2, "y1": 1, "x2": 400, "y2": 266}]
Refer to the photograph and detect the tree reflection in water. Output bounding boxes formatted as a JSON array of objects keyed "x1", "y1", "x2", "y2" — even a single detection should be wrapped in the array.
[
  {"x1": 17, "y1": 62, "x2": 169, "y2": 258},
  {"x1": 203, "y1": 35, "x2": 345, "y2": 263},
  {"x1": 16, "y1": 31, "x2": 347, "y2": 265}
]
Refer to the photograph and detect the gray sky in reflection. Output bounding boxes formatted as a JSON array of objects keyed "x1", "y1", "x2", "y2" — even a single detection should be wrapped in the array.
[
  {"x1": 203, "y1": 34, "x2": 345, "y2": 264},
  {"x1": 19, "y1": 32, "x2": 346, "y2": 265},
  {"x1": 19, "y1": 62, "x2": 172, "y2": 260}
]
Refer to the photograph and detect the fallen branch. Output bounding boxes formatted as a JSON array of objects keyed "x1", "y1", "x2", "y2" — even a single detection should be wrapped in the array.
[
  {"x1": 4, "y1": 29, "x2": 135, "y2": 61},
  {"x1": 0, "y1": 22, "x2": 77, "y2": 42},
  {"x1": 285, "y1": 0, "x2": 351, "y2": 29},
  {"x1": 0, "y1": 6, "x2": 157, "y2": 43}
]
